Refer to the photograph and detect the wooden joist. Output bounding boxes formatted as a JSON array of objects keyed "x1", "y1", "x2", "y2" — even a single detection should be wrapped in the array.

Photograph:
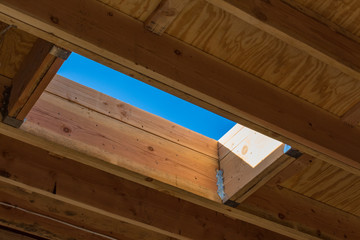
[
  {"x1": 0, "y1": 0, "x2": 358, "y2": 175},
  {"x1": 218, "y1": 124, "x2": 295, "y2": 203},
  {"x1": 240, "y1": 154, "x2": 360, "y2": 240},
  {"x1": 22, "y1": 76, "x2": 219, "y2": 201},
  {"x1": 208, "y1": 0, "x2": 360, "y2": 80},
  {"x1": 3, "y1": 37, "x2": 69, "y2": 127},
  {"x1": 0, "y1": 132, "x2": 292, "y2": 240},
  {"x1": 342, "y1": 101, "x2": 360, "y2": 126}
]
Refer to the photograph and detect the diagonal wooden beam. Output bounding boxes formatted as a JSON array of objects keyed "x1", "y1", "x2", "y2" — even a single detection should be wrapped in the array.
[
  {"x1": 0, "y1": 0, "x2": 358, "y2": 175},
  {"x1": 208, "y1": 0, "x2": 360, "y2": 81},
  {"x1": 3, "y1": 37, "x2": 70, "y2": 127},
  {"x1": 341, "y1": 101, "x2": 360, "y2": 126}
]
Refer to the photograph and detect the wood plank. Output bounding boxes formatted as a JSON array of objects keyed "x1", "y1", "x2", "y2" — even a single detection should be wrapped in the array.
[
  {"x1": 0, "y1": 179, "x2": 173, "y2": 240},
  {"x1": 6, "y1": 38, "x2": 69, "y2": 123},
  {"x1": 22, "y1": 91, "x2": 219, "y2": 201},
  {"x1": 341, "y1": 101, "x2": 360, "y2": 126},
  {"x1": 0, "y1": 226, "x2": 46, "y2": 240},
  {"x1": 0, "y1": 133, "x2": 292, "y2": 240},
  {"x1": 281, "y1": 158, "x2": 360, "y2": 217},
  {"x1": 241, "y1": 184, "x2": 360, "y2": 240},
  {"x1": 144, "y1": 0, "x2": 188, "y2": 35},
  {"x1": 208, "y1": 0, "x2": 360, "y2": 81},
  {"x1": 0, "y1": 0, "x2": 358, "y2": 174},
  {"x1": 47, "y1": 75, "x2": 218, "y2": 159},
  {"x1": 0, "y1": 122, "x2": 320, "y2": 240},
  {"x1": 218, "y1": 123, "x2": 295, "y2": 202},
  {"x1": 0, "y1": 22, "x2": 37, "y2": 79}
]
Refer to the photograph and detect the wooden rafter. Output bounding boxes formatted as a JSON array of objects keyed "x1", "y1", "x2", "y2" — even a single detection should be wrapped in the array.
[
  {"x1": 0, "y1": 0, "x2": 358, "y2": 175},
  {"x1": 3, "y1": 37, "x2": 69, "y2": 127},
  {"x1": 341, "y1": 101, "x2": 360, "y2": 126}
]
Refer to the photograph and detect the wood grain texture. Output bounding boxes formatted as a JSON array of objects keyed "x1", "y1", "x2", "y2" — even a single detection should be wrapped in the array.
[
  {"x1": 0, "y1": 134, "x2": 291, "y2": 240},
  {"x1": 291, "y1": 0, "x2": 360, "y2": 38},
  {"x1": 7, "y1": 38, "x2": 56, "y2": 119},
  {"x1": 22, "y1": 91, "x2": 219, "y2": 201},
  {"x1": 0, "y1": 22, "x2": 36, "y2": 79},
  {"x1": 1, "y1": 0, "x2": 359, "y2": 175},
  {"x1": 242, "y1": 184, "x2": 360, "y2": 240},
  {"x1": 281, "y1": 158, "x2": 360, "y2": 217},
  {"x1": 144, "y1": 0, "x2": 188, "y2": 35},
  {"x1": 341, "y1": 101, "x2": 360, "y2": 126},
  {"x1": 168, "y1": 0, "x2": 360, "y2": 117},
  {"x1": 47, "y1": 75, "x2": 218, "y2": 159},
  {"x1": 0, "y1": 226, "x2": 46, "y2": 240}
]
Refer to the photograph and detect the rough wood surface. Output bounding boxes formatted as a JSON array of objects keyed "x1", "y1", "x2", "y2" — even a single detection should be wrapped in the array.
[
  {"x1": 144, "y1": 0, "x2": 188, "y2": 35},
  {"x1": 0, "y1": 22, "x2": 37, "y2": 79},
  {"x1": 281, "y1": 158, "x2": 360, "y2": 217},
  {"x1": 0, "y1": 133, "x2": 292, "y2": 240},
  {"x1": 0, "y1": 0, "x2": 358, "y2": 175},
  {"x1": 47, "y1": 75, "x2": 218, "y2": 159},
  {"x1": 22, "y1": 90, "x2": 219, "y2": 201}
]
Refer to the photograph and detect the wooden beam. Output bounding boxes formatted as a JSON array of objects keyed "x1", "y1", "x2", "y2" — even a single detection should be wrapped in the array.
[
  {"x1": 208, "y1": 0, "x2": 360, "y2": 81},
  {"x1": 47, "y1": 75, "x2": 218, "y2": 159},
  {"x1": 4, "y1": 37, "x2": 69, "y2": 127},
  {"x1": 0, "y1": 0, "x2": 358, "y2": 174},
  {"x1": 218, "y1": 124, "x2": 295, "y2": 203},
  {"x1": 341, "y1": 101, "x2": 360, "y2": 126},
  {"x1": 237, "y1": 154, "x2": 360, "y2": 240},
  {"x1": 144, "y1": 0, "x2": 188, "y2": 35},
  {"x1": 0, "y1": 122, "x2": 321, "y2": 240},
  {"x1": 0, "y1": 133, "x2": 292, "y2": 240},
  {"x1": 0, "y1": 226, "x2": 46, "y2": 240},
  {"x1": 22, "y1": 83, "x2": 219, "y2": 201}
]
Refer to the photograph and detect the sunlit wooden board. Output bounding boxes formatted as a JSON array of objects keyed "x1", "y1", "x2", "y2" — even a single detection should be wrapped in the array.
[
  {"x1": 97, "y1": 0, "x2": 360, "y2": 117},
  {"x1": 281, "y1": 158, "x2": 360, "y2": 217},
  {"x1": 0, "y1": 22, "x2": 36, "y2": 79}
]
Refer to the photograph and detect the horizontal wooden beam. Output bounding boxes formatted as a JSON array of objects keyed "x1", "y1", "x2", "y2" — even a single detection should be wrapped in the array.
[
  {"x1": 0, "y1": 0, "x2": 358, "y2": 175},
  {"x1": 4, "y1": 37, "x2": 70, "y2": 127},
  {"x1": 0, "y1": 120, "x2": 321, "y2": 240},
  {"x1": 208, "y1": 0, "x2": 360, "y2": 80},
  {"x1": 22, "y1": 77, "x2": 219, "y2": 201},
  {"x1": 0, "y1": 132, "x2": 292, "y2": 240}
]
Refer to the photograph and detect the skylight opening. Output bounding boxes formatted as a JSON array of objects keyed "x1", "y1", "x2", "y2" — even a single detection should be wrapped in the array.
[{"x1": 58, "y1": 53, "x2": 236, "y2": 140}]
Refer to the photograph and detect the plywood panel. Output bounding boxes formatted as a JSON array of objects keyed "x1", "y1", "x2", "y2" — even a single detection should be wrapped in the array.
[
  {"x1": 0, "y1": 22, "x2": 37, "y2": 79},
  {"x1": 281, "y1": 158, "x2": 360, "y2": 217},
  {"x1": 100, "y1": 0, "x2": 360, "y2": 117},
  {"x1": 292, "y1": 0, "x2": 360, "y2": 38}
]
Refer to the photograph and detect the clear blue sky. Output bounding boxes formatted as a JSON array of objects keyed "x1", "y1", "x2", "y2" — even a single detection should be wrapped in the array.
[{"x1": 58, "y1": 53, "x2": 235, "y2": 140}]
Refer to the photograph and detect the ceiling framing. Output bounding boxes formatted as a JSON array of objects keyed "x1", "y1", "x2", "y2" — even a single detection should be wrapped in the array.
[{"x1": 0, "y1": 0, "x2": 359, "y2": 239}]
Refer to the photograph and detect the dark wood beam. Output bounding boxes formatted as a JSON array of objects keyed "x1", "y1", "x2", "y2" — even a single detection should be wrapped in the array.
[{"x1": 0, "y1": 0, "x2": 358, "y2": 174}]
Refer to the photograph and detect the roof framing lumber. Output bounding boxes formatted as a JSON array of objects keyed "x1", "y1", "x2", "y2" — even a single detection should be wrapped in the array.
[
  {"x1": 240, "y1": 154, "x2": 360, "y2": 240},
  {"x1": 22, "y1": 79, "x2": 219, "y2": 201},
  {"x1": 3, "y1": 37, "x2": 69, "y2": 127},
  {"x1": 0, "y1": 0, "x2": 358, "y2": 175},
  {"x1": 341, "y1": 101, "x2": 360, "y2": 126},
  {"x1": 0, "y1": 121, "x2": 320, "y2": 240},
  {"x1": 218, "y1": 124, "x2": 295, "y2": 203},
  {"x1": 208, "y1": 0, "x2": 360, "y2": 81},
  {"x1": 0, "y1": 133, "x2": 294, "y2": 240}
]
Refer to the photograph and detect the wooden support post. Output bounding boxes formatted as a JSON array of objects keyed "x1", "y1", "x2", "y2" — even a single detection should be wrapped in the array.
[
  {"x1": 4, "y1": 38, "x2": 70, "y2": 127},
  {"x1": 144, "y1": 0, "x2": 188, "y2": 35},
  {"x1": 218, "y1": 124, "x2": 295, "y2": 203}
]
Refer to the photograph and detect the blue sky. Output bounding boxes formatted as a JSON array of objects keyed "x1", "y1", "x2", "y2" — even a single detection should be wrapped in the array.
[{"x1": 58, "y1": 53, "x2": 235, "y2": 140}]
